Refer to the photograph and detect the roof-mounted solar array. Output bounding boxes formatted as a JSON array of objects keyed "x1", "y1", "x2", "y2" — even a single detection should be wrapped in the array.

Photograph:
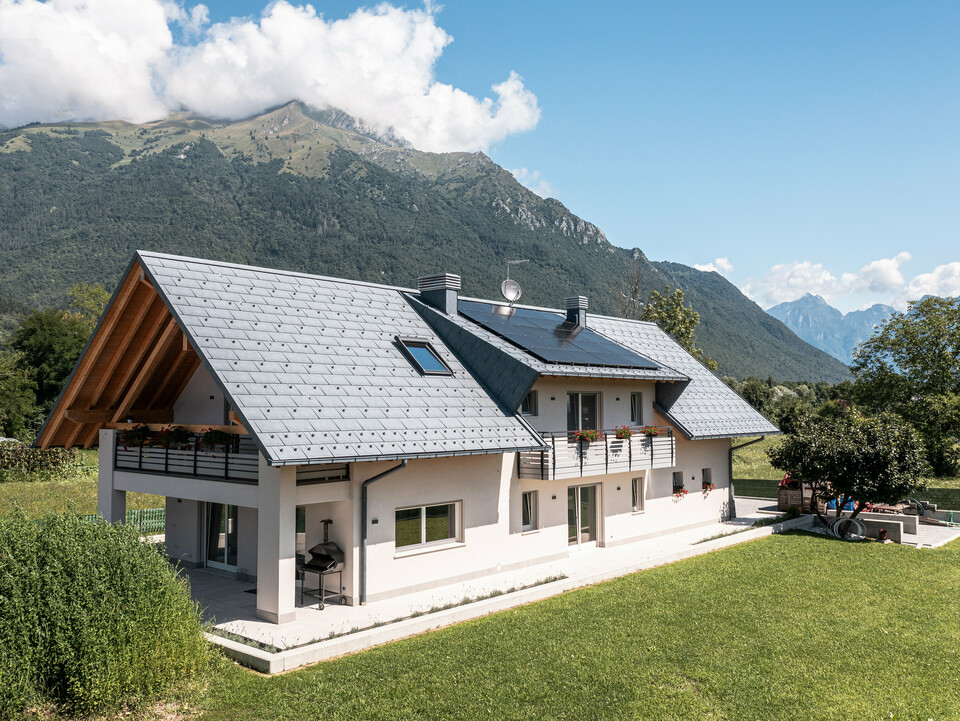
[{"x1": 458, "y1": 300, "x2": 661, "y2": 369}]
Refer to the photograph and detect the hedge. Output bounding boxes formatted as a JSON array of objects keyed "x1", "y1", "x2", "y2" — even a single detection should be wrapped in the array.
[{"x1": 0, "y1": 513, "x2": 216, "y2": 715}]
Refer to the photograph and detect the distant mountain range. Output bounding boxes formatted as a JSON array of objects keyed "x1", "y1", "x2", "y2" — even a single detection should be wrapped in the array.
[
  {"x1": 766, "y1": 294, "x2": 895, "y2": 364},
  {"x1": 0, "y1": 101, "x2": 851, "y2": 383}
]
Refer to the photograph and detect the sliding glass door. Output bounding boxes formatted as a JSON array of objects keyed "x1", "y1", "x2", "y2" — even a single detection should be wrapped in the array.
[
  {"x1": 205, "y1": 503, "x2": 238, "y2": 570},
  {"x1": 567, "y1": 484, "x2": 599, "y2": 547}
]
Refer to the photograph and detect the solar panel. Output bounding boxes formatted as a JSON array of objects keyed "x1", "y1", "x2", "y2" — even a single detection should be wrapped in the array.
[{"x1": 459, "y1": 300, "x2": 661, "y2": 369}]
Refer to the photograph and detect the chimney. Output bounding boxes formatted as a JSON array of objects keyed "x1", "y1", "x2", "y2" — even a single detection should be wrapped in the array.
[
  {"x1": 418, "y1": 273, "x2": 461, "y2": 315},
  {"x1": 565, "y1": 296, "x2": 588, "y2": 326}
]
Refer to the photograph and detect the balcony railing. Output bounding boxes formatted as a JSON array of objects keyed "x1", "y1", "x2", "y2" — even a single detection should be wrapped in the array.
[
  {"x1": 518, "y1": 427, "x2": 675, "y2": 481},
  {"x1": 114, "y1": 432, "x2": 259, "y2": 484}
]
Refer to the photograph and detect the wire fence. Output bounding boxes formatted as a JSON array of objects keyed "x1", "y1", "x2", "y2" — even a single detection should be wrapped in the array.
[{"x1": 82, "y1": 507, "x2": 166, "y2": 536}]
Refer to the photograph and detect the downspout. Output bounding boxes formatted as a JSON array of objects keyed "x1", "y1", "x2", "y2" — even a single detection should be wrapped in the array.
[
  {"x1": 728, "y1": 436, "x2": 766, "y2": 520},
  {"x1": 360, "y1": 459, "x2": 407, "y2": 605}
]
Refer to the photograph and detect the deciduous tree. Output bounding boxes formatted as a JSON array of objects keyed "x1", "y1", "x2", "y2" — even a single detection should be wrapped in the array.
[
  {"x1": 638, "y1": 286, "x2": 717, "y2": 371},
  {"x1": 852, "y1": 296, "x2": 960, "y2": 475}
]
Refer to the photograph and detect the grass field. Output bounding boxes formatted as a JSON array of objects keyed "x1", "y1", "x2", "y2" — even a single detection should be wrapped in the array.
[
  {"x1": 732, "y1": 436, "x2": 960, "y2": 508},
  {"x1": 0, "y1": 451, "x2": 163, "y2": 519},
  {"x1": 196, "y1": 533, "x2": 960, "y2": 721}
]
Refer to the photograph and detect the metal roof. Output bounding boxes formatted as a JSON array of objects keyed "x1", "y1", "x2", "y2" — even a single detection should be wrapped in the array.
[
  {"x1": 138, "y1": 252, "x2": 546, "y2": 466},
  {"x1": 588, "y1": 316, "x2": 781, "y2": 439}
]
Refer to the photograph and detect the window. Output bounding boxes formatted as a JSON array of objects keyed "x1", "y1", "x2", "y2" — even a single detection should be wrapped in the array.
[
  {"x1": 702, "y1": 468, "x2": 713, "y2": 490},
  {"x1": 630, "y1": 392, "x2": 643, "y2": 424},
  {"x1": 397, "y1": 337, "x2": 452, "y2": 375},
  {"x1": 522, "y1": 490, "x2": 538, "y2": 531},
  {"x1": 672, "y1": 471, "x2": 685, "y2": 493},
  {"x1": 631, "y1": 476, "x2": 645, "y2": 512},
  {"x1": 395, "y1": 502, "x2": 460, "y2": 549},
  {"x1": 520, "y1": 390, "x2": 538, "y2": 417},
  {"x1": 567, "y1": 392, "x2": 600, "y2": 431}
]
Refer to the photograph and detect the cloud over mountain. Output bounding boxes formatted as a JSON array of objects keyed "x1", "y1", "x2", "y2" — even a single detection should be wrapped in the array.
[{"x1": 0, "y1": 0, "x2": 540, "y2": 152}]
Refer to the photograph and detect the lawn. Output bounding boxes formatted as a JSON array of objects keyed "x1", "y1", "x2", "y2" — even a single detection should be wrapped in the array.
[
  {"x1": 198, "y1": 533, "x2": 960, "y2": 721},
  {"x1": 733, "y1": 436, "x2": 960, "y2": 508},
  {"x1": 0, "y1": 451, "x2": 163, "y2": 519}
]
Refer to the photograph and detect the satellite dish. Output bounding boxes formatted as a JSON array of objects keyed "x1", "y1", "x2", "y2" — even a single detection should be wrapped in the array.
[{"x1": 501, "y1": 279, "x2": 522, "y2": 303}]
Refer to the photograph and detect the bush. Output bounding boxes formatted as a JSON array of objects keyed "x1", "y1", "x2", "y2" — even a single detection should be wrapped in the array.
[
  {"x1": 0, "y1": 443, "x2": 83, "y2": 483},
  {"x1": 0, "y1": 513, "x2": 215, "y2": 716}
]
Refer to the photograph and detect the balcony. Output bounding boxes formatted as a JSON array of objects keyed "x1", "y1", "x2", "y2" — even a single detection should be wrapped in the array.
[
  {"x1": 114, "y1": 431, "x2": 260, "y2": 484},
  {"x1": 518, "y1": 427, "x2": 675, "y2": 481}
]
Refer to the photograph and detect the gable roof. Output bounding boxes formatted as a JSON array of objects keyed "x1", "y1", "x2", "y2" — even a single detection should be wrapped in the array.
[{"x1": 588, "y1": 316, "x2": 780, "y2": 439}]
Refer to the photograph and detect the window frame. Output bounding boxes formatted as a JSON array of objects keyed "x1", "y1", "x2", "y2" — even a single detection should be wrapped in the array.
[
  {"x1": 630, "y1": 392, "x2": 643, "y2": 425},
  {"x1": 631, "y1": 476, "x2": 645, "y2": 513},
  {"x1": 521, "y1": 490, "x2": 539, "y2": 532},
  {"x1": 672, "y1": 471, "x2": 685, "y2": 493},
  {"x1": 394, "y1": 500, "x2": 462, "y2": 551},
  {"x1": 701, "y1": 468, "x2": 713, "y2": 488},
  {"x1": 396, "y1": 336, "x2": 454, "y2": 376},
  {"x1": 567, "y1": 391, "x2": 601, "y2": 432},
  {"x1": 520, "y1": 390, "x2": 539, "y2": 417}
]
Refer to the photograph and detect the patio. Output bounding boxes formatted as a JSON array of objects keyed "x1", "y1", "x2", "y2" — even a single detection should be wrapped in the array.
[{"x1": 186, "y1": 497, "x2": 810, "y2": 671}]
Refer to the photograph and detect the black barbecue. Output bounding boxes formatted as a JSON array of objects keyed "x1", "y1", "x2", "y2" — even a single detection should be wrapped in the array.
[{"x1": 298, "y1": 519, "x2": 346, "y2": 610}]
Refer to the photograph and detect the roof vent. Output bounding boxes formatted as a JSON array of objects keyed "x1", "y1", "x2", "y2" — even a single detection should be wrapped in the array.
[
  {"x1": 418, "y1": 273, "x2": 461, "y2": 315},
  {"x1": 564, "y1": 296, "x2": 588, "y2": 327}
]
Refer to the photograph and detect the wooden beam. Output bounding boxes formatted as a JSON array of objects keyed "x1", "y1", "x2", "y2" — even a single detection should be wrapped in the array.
[
  {"x1": 162, "y1": 354, "x2": 201, "y2": 410},
  {"x1": 87, "y1": 290, "x2": 162, "y2": 409},
  {"x1": 145, "y1": 336, "x2": 193, "y2": 407},
  {"x1": 37, "y1": 263, "x2": 143, "y2": 448},
  {"x1": 66, "y1": 408, "x2": 174, "y2": 424},
  {"x1": 111, "y1": 318, "x2": 180, "y2": 423}
]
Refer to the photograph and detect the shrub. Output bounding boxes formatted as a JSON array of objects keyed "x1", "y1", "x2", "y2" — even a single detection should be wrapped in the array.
[
  {"x1": 0, "y1": 513, "x2": 215, "y2": 716},
  {"x1": 0, "y1": 444, "x2": 82, "y2": 483}
]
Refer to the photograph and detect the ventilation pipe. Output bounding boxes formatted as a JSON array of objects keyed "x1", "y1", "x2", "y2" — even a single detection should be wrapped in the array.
[
  {"x1": 360, "y1": 459, "x2": 407, "y2": 605},
  {"x1": 564, "y1": 296, "x2": 588, "y2": 327},
  {"x1": 418, "y1": 274, "x2": 461, "y2": 315}
]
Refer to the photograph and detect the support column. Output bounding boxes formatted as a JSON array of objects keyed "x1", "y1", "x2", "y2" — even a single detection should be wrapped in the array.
[
  {"x1": 97, "y1": 429, "x2": 126, "y2": 523},
  {"x1": 256, "y1": 457, "x2": 298, "y2": 624}
]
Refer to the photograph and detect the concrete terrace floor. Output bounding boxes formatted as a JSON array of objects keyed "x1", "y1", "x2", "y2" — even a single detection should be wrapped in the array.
[{"x1": 187, "y1": 497, "x2": 778, "y2": 653}]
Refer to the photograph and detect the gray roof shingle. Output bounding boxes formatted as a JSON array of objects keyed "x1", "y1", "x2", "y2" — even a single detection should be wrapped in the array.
[{"x1": 138, "y1": 252, "x2": 546, "y2": 466}]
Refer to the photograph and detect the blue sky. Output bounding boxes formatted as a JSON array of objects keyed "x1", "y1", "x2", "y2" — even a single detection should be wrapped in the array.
[{"x1": 2, "y1": 0, "x2": 958, "y2": 312}]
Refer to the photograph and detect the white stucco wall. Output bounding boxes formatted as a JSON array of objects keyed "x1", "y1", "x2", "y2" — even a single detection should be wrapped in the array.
[
  {"x1": 165, "y1": 497, "x2": 202, "y2": 566},
  {"x1": 173, "y1": 364, "x2": 226, "y2": 425},
  {"x1": 523, "y1": 377, "x2": 657, "y2": 433}
]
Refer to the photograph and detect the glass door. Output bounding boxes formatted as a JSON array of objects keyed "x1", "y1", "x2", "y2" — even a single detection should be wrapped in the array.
[
  {"x1": 206, "y1": 503, "x2": 238, "y2": 570},
  {"x1": 567, "y1": 392, "x2": 600, "y2": 432},
  {"x1": 567, "y1": 484, "x2": 599, "y2": 547}
]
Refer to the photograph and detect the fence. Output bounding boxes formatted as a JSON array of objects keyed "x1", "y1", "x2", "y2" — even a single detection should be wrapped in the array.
[{"x1": 82, "y1": 507, "x2": 166, "y2": 535}]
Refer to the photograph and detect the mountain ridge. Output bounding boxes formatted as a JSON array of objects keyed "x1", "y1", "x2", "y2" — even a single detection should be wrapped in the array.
[
  {"x1": 0, "y1": 101, "x2": 850, "y2": 383},
  {"x1": 767, "y1": 294, "x2": 895, "y2": 364}
]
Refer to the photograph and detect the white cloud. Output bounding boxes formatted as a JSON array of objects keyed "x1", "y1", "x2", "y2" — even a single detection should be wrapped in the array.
[
  {"x1": 900, "y1": 262, "x2": 960, "y2": 305},
  {"x1": 0, "y1": 0, "x2": 540, "y2": 152},
  {"x1": 510, "y1": 167, "x2": 556, "y2": 198},
  {"x1": 743, "y1": 252, "x2": 919, "y2": 308},
  {"x1": 693, "y1": 257, "x2": 733, "y2": 276}
]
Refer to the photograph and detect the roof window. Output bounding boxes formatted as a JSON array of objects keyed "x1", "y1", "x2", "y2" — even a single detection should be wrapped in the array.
[{"x1": 397, "y1": 337, "x2": 453, "y2": 375}]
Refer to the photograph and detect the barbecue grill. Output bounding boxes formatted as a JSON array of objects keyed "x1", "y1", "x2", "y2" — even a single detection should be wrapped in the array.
[{"x1": 298, "y1": 519, "x2": 346, "y2": 610}]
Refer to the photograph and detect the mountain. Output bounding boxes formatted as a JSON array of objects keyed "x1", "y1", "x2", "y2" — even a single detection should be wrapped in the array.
[
  {"x1": 767, "y1": 294, "x2": 895, "y2": 364},
  {"x1": 0, "y1": 101, "x2": 850, "y2": 383}
]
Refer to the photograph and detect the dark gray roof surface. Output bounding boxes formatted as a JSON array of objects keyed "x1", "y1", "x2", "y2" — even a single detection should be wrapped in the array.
[
  {"x1": 588, "y1": 316, "x2": 781, "y2": 439},
  {"x1": 138, "y1": 252, "x2": 546, "y2": 466}
]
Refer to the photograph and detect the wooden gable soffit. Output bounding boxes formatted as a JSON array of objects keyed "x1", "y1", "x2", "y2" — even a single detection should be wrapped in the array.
[{"x1": 65, "y1": 409, "x2": 174, "y2": 424}]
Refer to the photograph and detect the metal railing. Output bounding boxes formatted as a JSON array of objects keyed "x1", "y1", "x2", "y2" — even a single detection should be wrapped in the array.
[
  {"x1": 518, "y1": 427, "x2": 675, "y2": 481},
  {"x1": 114, "y1": 432, "x2": 259, "y2": 483},
  {"x1": 82, "y1": 507, "x2": 166, "y2": 535}
]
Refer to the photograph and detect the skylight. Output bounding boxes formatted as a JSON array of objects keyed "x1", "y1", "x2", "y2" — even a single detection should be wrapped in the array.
[{"x1": 398, "y1": 337, "x2": 453, "y2": 375}]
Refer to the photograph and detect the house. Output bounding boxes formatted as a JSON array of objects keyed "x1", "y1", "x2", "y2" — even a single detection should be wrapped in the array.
[{"x1": 37, "y1": 251, "x2": 778, "y2": 624}]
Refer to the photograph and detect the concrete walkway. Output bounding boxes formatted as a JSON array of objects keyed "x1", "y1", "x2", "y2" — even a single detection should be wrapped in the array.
[{"x1": 192, "y1": 498, "x2": 812, "y2": 672}]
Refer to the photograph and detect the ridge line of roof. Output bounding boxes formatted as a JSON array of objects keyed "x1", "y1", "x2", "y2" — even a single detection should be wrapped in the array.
[{"x1": 457, "y1": 294, "x2": 662, "y2": 328}]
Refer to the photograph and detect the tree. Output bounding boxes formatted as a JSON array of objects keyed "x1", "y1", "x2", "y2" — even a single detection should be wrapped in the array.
[
  {"x1": 638, "y1": 286, "x2": 717, "y2": 371},
  {"x1": 10, "y1": 309, "x2": 89, "y2": 412},
  {"x1": 768, "y1": 412, "x2": 930, "y2": 534},
  {"x1": 67, "y1": 282, "x2": 110, "y2": 333},
  {"x1": 852, "y1": 296, "x2": 960, "y2": 475},
  {"x1": 0, "y1": 350, "x2": 40, "y2": 440}
]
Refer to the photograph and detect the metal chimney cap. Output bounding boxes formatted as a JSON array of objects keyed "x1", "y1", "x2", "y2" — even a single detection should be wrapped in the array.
[
  {"x1": 417, "y1": 273, "x2": 462, "y2": 292},
  {"x1": 564, "y1": 296, "x2": 588, "y2": 310}
]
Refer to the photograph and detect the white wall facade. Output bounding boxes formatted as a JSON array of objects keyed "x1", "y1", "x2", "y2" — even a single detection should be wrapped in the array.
[
  {"x1": 173, "y1": 364, "x2": 226, "y2": 426},
  {"x1": 523, "y1": 377, "x2": 657, "y2": 433}
]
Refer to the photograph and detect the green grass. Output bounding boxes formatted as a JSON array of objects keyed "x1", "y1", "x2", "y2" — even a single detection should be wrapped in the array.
[
  {"x1": 197, "y1": 533, "x2": 960, "y2": 720},
  {"x1": 0, "y1": 452, "x2": 163, "y2": 519}
]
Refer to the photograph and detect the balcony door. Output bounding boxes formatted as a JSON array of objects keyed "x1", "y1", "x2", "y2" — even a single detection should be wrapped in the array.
[
  {"x1": 567, "y1": 484, "x2": 599, "y2": 548},
  {"x1": 567, "y1": 392, "x2": 599, "y2": 432},
  {"x1": 205, "y1": 503, "x2": 238, "y2": 570}
]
